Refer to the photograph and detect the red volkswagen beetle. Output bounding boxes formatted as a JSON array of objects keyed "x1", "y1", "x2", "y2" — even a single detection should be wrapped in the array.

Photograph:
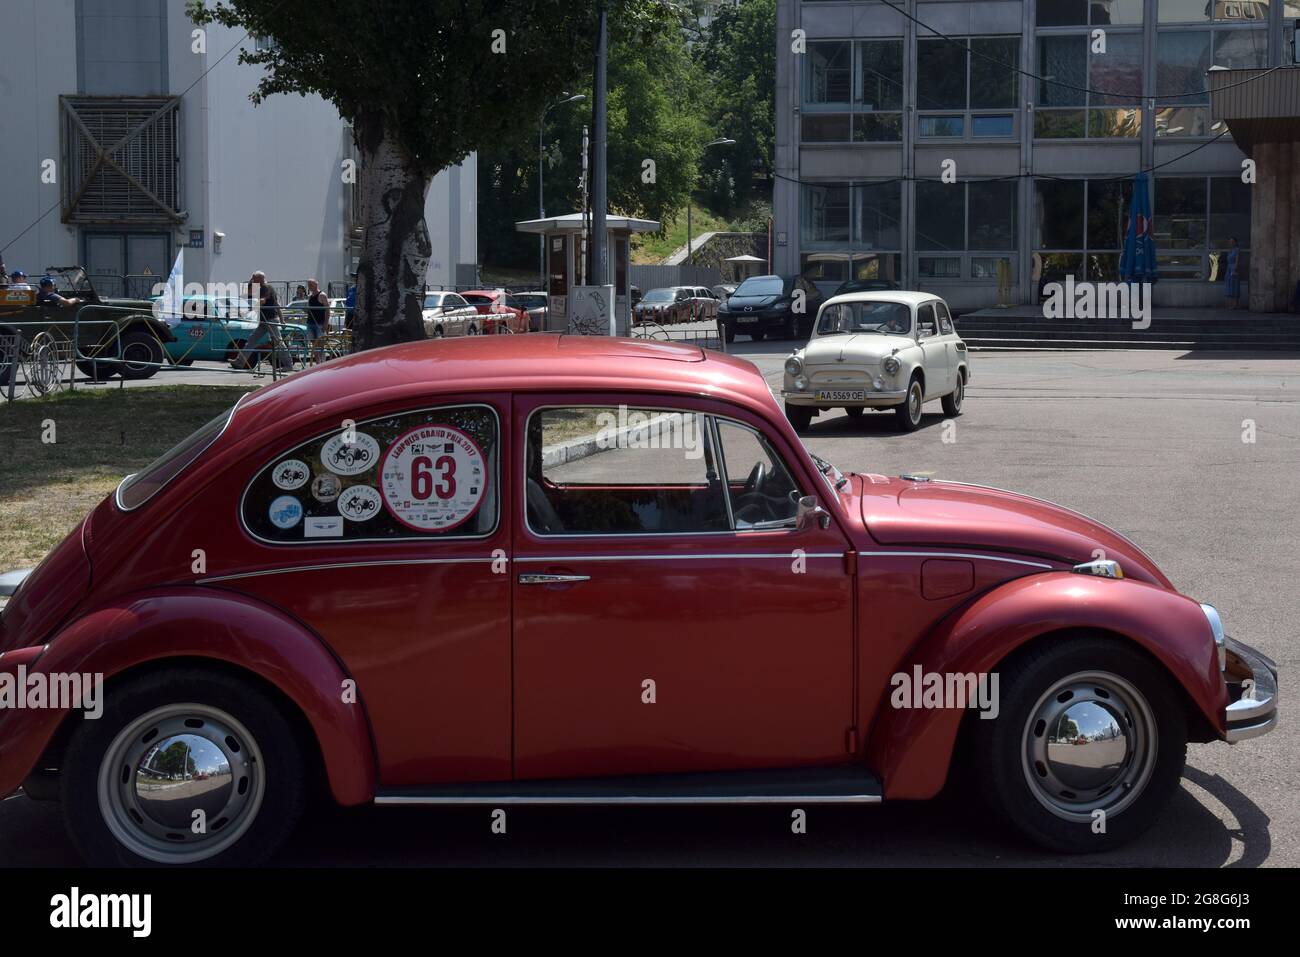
[{"x1": 0, "y1": 336, "x2": 1278, "y2": 865}]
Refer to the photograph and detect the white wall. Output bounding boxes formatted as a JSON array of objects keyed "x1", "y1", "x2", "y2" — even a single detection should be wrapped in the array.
[
  {"x1": 0, "y1": 0, "x2": 476, "y2": 292},
  {"x1": 0, "y1": 0, "x2": 80, "y2": 275}
]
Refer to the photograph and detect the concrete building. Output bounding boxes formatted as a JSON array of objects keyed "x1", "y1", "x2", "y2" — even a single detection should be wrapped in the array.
[
  {"x1": 774, "y1": 0, "x2": 1299, "y2": 310},
  {"x1": 0, "y1": 0, "x2": 476, "y2": 299}
]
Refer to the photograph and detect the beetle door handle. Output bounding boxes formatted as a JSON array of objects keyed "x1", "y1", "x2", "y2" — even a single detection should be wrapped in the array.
[{"x1": 518, "y1": 573, "x2": 591, "y2": 585}]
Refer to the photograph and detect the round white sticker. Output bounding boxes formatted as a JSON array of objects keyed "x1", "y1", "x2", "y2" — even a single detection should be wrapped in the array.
[
  {"x1": 380, "y1": 424, "x2": 487, "y2": 532},
  {"x1": 271, "y1": 458, "x2": 311, "y2": 490},
  {"x1": 311, "y1": 473, "x2": 341, "y2": 503},
  {"x1": 269, "y1": 495, "x2": 303, "y2": 529},
  {"x1": 320, "y1": 431, "x2": 380, "y2": 476},
  {"x1": 338, "y1": 485, "x2": 382, "y2": 522}
]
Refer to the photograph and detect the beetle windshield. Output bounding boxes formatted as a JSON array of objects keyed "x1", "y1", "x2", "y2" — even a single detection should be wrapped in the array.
[
  {"x1": 817, "y1": 300, "x2": 912, "y2": 336},
  {"x1": 116, "y1": 401, "x2": 241, "y2": 510}
]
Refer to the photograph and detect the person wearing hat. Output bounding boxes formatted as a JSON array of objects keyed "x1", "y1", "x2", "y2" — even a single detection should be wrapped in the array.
[
  {"x1": 36, "y1": 276, "x2": 82, "y2": 308},
  {"x1": 6, "y1": 269, "x2": 33, "y2": 291}
]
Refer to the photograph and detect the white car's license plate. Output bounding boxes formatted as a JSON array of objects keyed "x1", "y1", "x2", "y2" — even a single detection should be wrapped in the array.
[
  {"x1": 816, "y1": 389, "x2": 865, "y2": 401},
  {"x1": 737, "y1": 316, "x2": 757, "y2": 323}
]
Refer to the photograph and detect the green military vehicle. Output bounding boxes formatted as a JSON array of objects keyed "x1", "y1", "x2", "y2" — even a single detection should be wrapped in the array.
[{"x1": 0, "y1": 266, "x2": 175, "y2": 382}]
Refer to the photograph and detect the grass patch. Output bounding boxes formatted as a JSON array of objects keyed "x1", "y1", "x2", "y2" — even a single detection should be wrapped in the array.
[{"x1": 0, "y1": 385, "x2": 257, "y2": 571}]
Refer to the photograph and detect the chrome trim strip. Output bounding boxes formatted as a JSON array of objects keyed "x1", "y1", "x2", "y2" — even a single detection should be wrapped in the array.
[
  {"x1": 519, "y1": 573, "x2": 591, "y2": 584},
  {"x1": 1224, "y1": 713, "x2": 1277, "y2": 743},
  {"x1": 197, "y1": 556, "x2": 496, "y2": 584},
  {"x1": 856, "y1": 550, "x2": 1055, "y2": 570},
  {"x1": 375, "y1": 794, "x2": 882, "y2": 806},
  {"x1": 515, "y1": 552, "x2": 844, "y2": 563}
]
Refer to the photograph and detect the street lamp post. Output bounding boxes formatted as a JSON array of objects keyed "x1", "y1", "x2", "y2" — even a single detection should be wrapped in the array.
[
  {"x1": 686, "y1": 137, "x2": 736, "y2": 266},
  {"x1": 538, "y1": 93, "x2": 586, "y2": 291}
]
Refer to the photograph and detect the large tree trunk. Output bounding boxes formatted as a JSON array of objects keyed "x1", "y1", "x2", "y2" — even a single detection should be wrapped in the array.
[{"x1": 353, "y1": 109, "x2": 433, "y2": 351}]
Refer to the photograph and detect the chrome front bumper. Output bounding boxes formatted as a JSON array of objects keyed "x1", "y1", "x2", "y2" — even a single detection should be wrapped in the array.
[{"x1": 1223, "y1": 637, "x2": 1279, "y2": 742}]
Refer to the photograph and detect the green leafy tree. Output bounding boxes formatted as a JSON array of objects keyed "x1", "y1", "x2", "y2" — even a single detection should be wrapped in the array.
[
  {"x1": 189, "y1": 0, "x2": 670, "y2": 349},
  {"x1": 700, "y1": 0, "x2": 775, "y2": 213},
  {"x1": 478, "y1": 10, "x2": 709, "y2": 273}
]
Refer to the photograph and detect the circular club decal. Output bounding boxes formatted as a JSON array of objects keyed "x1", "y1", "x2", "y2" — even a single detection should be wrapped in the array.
[
  {"x1": 320, "y1": 431, "x2": 380, "y2": 476},
  {"x1": 269, "y1": 495, "x2": 303, "y2": 529},
  {"x1": 338, "y1": 485, "x2": 382, "y2": 522},
  {"x1": 381, "y1": 425, "x2": 487, "y2": 532},
  {"x1": 271, "y1": 458, "x2": 311, "y2": 490},
  {"x1": 311, "y1": 472, "x2": 341, "y2": 503}
]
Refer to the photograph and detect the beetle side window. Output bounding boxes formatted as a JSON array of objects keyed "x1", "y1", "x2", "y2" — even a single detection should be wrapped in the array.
[
  {"x1": 526, "y1": 407, "x2": 728, "y2": 535},
  {"x1": 715, "y1": 420, "x2": 801, "y2": 529},
  {"x1": 242, "y1": 405, "x2": 498, "y2": 543}
]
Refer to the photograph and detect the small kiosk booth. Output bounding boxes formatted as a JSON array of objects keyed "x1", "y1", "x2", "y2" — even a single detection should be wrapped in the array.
[{"x1": 515, "y1": 213, "x2": 660, "y2": 335}]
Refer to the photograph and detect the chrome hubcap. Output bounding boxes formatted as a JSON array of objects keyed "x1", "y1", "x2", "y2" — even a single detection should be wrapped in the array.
[
  {"x1": 98, "y1": 704, "x2": 265, "y2": 863},
  {"x1": 908, "y1": 384, "x2": 922, "y2": 422},
  {"x1": 953, "y1": 378, "x2": 963, "y2": 409},
  {"x1": 1022, "y1": 671, "x2": 1156, "y2": 822}
]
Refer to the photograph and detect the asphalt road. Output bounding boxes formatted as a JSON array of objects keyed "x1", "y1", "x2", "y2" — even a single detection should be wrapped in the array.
[{"x1": 2, "y1": 344, "x2": 1297, "y2": 867}]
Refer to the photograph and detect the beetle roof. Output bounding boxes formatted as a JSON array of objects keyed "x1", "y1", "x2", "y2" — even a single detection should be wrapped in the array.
[{"x1": 232, "y1": 334, "x2": 773, "y2": 436}]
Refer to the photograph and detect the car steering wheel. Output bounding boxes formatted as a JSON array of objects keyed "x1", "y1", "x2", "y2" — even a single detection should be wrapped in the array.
[{"x1": 743, "y1": 461, "x2": 767, "y2": 496}]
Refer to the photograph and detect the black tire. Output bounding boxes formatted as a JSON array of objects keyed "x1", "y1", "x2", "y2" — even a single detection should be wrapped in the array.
[
  {"x1": 894, "y1": 376, "x2": 924, "y2": 432},
  {"x1": 118, "y1": 329, "x2": 164, "y2": 380},
  {"x1": 970, "y1": 636, "x2": 1187, "y2": 853},
  {"x1": 941, "y1": 371, "x2": 965, "y2": 417},
  {"x1": 845, "y1": 406, "x2": 865, "y2": 419},
  {"x1": 749, "y1": 330, "x2": 765, "y2": 342},
  {"x1": 785, "y1": 403, "x2": 814, "y2": 431},
  {"x1": 723, "y1": 323, "x2": 736, "y2": 343},
  {"x1": 61, "y1": 668, "x2": 307, "y2": 866},
  {"x1": 433, "y1": 325, "x2": 445, "y2": 338}
]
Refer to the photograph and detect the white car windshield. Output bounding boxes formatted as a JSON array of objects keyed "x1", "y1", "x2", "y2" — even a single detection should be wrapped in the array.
[{"x1": 817, "y1": 300, "x2": 912, "y2": 336}]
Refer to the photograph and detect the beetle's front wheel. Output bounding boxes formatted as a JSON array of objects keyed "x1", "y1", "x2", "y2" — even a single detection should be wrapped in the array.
[
  {"x1": 972, "y1": 638, "x2": 1186, "y2": 852},
  {"x1": 62, "y1": 669, "x2": 307, "y2": 866}
]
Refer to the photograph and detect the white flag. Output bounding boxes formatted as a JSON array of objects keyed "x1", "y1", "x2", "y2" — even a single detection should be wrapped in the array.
[{"x1": 157, "y1": 250, "x2": 184, "y2": 326}]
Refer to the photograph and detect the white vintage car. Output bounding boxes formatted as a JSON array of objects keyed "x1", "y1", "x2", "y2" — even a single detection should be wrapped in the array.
[
  {"x1": 422, "y1": 291, "x2": 483, "y2": 338},
  {"x1": 781, "y1": 291, "x2": 969, "y2": 432}
]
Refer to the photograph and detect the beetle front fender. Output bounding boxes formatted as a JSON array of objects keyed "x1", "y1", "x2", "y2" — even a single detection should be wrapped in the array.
[
  {"x1": 866, "y1": 572, "x2": 1226, "y2": 800},
  {"x1": 0, "y1": 587, "x2": 376, "y2": 805}
]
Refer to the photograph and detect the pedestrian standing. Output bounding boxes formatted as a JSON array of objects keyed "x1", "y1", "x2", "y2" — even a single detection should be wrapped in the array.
[
  {"x1": 305, "y1": 278, "x2": 329, "y2": 363},
  {"x1": 1223, "y1": 237, "x2": 1241, "y2": 310}
]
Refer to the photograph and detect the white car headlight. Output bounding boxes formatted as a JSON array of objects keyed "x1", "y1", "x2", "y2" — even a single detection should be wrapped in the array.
[
  {"x1": 785, "y1": 355, "x2": 803, "y2": 376},
  {"x1": 883, "y1": 355, "x2": 901, "y2": 376}
]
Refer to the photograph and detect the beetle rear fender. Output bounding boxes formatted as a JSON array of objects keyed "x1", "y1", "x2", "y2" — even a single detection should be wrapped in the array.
[
  {"x1": 866, "y1": 572, "x2": 1226, "y2": 800},
  {"x1": 0, "y1": 587, "x2": 375, "y2": 805}
]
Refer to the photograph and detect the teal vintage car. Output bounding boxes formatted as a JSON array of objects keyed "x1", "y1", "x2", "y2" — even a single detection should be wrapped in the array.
[{"x1": 156, "y1": 295, "x2": 310, "y2": 368}]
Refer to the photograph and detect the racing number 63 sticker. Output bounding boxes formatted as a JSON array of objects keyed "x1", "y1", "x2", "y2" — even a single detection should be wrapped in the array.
[{"x1": 380, "y1": 424, "x2": 488, "y2": 532}]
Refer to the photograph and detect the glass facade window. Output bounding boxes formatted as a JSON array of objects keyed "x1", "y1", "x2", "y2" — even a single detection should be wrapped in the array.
[
  {"x1": 801, "y1": 181, "x2": 903, "y2": 287},
  {"x1": 1154, "y1": 28, "x2": 1265, "y2": 136},
  {"x1": 1033, "y1": 177, "x2": 1249, "y2": 284},
  {"x1": 1158, "y1": 0, "x2": 1270, "y2": 21},
  {"x1": 1036, "y1": 33, "x2": 1143, "y2": 138},
  {"x1": 915, "y1": 180, "x2": 1017, "y2": 280},
  {"x1": 1038, "y1": 0, "x2": 1144, "y2": 24},
  {"x1": 803, "y1": 39, "x2": 903, "y2": 143},
  {"x1": 917, "y1": 36, "x2": 1019, "y2": 139}
]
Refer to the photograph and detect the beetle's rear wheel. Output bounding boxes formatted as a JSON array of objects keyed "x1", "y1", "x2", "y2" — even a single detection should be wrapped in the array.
[
  {"x1": 62, "y1": 669, "x2": 306, "y2": 866},
  {"x1": 971, "y1": 637, "x2": 1186, "y2": 852}
]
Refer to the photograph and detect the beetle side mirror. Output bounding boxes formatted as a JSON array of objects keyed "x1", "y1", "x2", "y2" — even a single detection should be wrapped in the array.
[{"x1": 796, "y1": 495, "x2": 831, "y2": 530}]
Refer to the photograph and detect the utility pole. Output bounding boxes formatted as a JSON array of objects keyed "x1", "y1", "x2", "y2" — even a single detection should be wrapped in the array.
[{"x1": 591, "y1": 1, "x2": 608, "y2": 289}]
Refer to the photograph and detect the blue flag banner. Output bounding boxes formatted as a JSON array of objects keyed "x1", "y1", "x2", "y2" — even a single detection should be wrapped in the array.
[{"x1": 1120, "y1": 172, "x2": 1157, "y2": 284}]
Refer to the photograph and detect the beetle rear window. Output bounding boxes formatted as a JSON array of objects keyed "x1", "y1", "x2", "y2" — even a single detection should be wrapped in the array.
[
  {"x1": 242, "y1": 405, "x2": 498, "y2": 544},
  {"x1": 116, "y1": 403, "x2": 238, "y2": 510}
]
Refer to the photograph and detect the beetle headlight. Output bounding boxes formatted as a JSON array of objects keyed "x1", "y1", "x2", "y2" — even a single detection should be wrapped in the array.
[
  {"x1": 1200, "y1": 603, "x2": 1226, "y2": 671},
  {"x1": 883, "y1": 355, "x2": 901, "y2": 376},
  {"x1": 785, "y1": 355, "x2": 803, "y2": 376}
]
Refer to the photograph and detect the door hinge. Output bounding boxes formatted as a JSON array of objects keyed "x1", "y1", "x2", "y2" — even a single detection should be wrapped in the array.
[
  {"x1": 843, "y1": 551, "x2": 857, "y2": 575},
  {"x1": 845, "y1": 726, "x2": 859, "y2": 753}
]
